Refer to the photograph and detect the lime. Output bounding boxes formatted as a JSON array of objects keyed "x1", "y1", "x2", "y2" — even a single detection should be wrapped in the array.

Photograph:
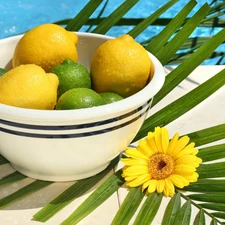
[
  {"x1": 56, "y1": 88, "x2": 104, "y2": 110},
  {"x1": 100, "y1": 92, "x2": 123, "y2": 104},
  {"x1": 51, "y1": 59, "x2": 91, "y2": 98},
  {"x1": 0, "y1": 68, "x2": 7, "y2": 77}
]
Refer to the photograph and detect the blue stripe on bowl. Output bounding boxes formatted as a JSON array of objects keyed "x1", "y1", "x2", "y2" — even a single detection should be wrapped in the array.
[
  {"x1": 0, "y1": 105, "x2": 150, "y2": 139},
  {"x1": 0, "y1": 99, "x2": 151, "y2": 130}
]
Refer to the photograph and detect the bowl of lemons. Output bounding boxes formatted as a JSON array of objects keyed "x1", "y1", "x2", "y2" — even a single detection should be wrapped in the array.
[{"x1": 0, "y1": 24, "x2": 165, "y2": 181}]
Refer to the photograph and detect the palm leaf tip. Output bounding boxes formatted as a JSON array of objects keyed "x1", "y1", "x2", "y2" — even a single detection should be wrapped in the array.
[
  {"x1": 1, "y1": 0, "x2": 225, "y2": 224},
  {"x1": 60, "y1": 170, "x2": 124, "y2": 225},
  {"x1": 65, "y1": 0, "x2": 103, "y2": 31},
  {"x1": 92, "y1": 0, "x2": 139, "y2": 35}
]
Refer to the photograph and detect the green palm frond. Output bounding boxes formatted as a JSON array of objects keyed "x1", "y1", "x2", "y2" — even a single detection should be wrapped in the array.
[
  {"x1": 1, "y1": 0, "x2": 225, "y2": 224},
  {"x1": 128, "y1": 0, "x2": 179, "y2": 38},
  {"x1": 32, "y1": 156, "x2": 120, "y2": 222},
  {"x1": 0, "y1": 172, "x2": 25, "y2": 187},
  {"x1": 111, "y1": 186, "x2": 145, "y2": 225},
  {"x1": 0, "y1": 180, "x2": 52, "y2": 209},
  {"x1": 51, "y1": 123, "x2": 225, "y2": 225},
  {"x1": 65, "y1": 0, "x2": 103, "y2": 31},
  {"x1": 161, "y1": 193, "x2": 181, "y2": 225},
  {"x1": 0, "y1": 154, "x2": 8, "y2": 165}
]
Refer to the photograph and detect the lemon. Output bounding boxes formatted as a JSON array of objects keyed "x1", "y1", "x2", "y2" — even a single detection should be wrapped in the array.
[
  {"x1": 90, "y1": 34, "x2": 152, "y2": 97},
  {"x1": 51, "y1": 59, "x2": 91, "y2": 98},
  {"x1": 56, "y1": 88, "x2": 104, "y2": 110},
  {"x1": 0, "y1": 68, "x2": 7, "y2": 76},
  {"x1": 100, "y1": 92, "x2": 123, "y2": 105},
  {"x1": 12, "y1": 24, "x2": 79, "y2": 72},
  {"x1": 0, "y1": 64, "x2": 59, "y2": 110}
]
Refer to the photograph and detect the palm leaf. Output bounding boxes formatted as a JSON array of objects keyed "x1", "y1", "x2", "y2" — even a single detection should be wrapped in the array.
[
  {"x1": 33, "y1": 156, "x2": 119, "y2": 222},
  {"x1": 0, "y1": 172, "x2": 26, "y2": 187},
  {"x1": 200, "y1": 203, "x2": 225, "y2": 211},
  {"x1": 146, "y1": 0, "x2": 197, "y2": 55},
  {"x1": 210, "y1": 218, "x2": 218, "y2": 225},
  {"x1": 152, "y1": 3, "x2": 211, "y2": 65},
  {"x1": 186, "y1": 124, "x2": 225, "y2": 147},
  {"x1": 197, "y1": 162, "x2": 225, "y2": 179},
  {"x1": 57, "y1": 16, "x2": 225, "y2": 29},
  {"x1": 65, "y1": 0, "x2": 103, "y2": 31},
  {"x1": 162, "y1": 193, "x2": 181, "y2": 225},
  {"x1": 152, "y1": 27, "x2": 225, "y2": 107},
  {"x1": 209, "y1": 1, "x2": 225, "y2": 15},
  {"x1": 133, "y1": 192, "x2": 163, "y2": 225},
  {"x1": 92, "y1": 0, "x2": 138, "y2": 34},
  {"x1": 111, "y1": 186, "x2": 144, "y2": 225},
  {"x1": 212, "y1": 213, "x2": 225, "y2": 220},
  {"x1": 133, "y1": 68, "x2": 225, "y2": 142},
  {"x1": 174, "y1": 200, "x2": 192, "y2": 225},
  {"x1": 56, "y1": 123, "x2": 225, "y2": 224},
  {"x1": 0, "y1": 180, "x2": 52, "y2": 209},
  {"x1": 0, "y1": 154, "x2": 8, "y2": 165},
  {"x1": 187, "y1": 193, "x2": 225, "y2": 203},
  {"x1": 184, "y1": 179, "x2": 225, "y2": 192},
  {"x1": 1, "y1": 0, "x2": 225, "y2": 224},
  {"x1": 61, "y1": 170, "x2": 124, "y2": 225},
  {"x1": 197, "y1": 143, "x2": 225, "y2": 162},
  {"x1": 193, "y1": 209, "x2": 206, "y2": 225},
  {"x1": 85, "y1": 0, "x2": 109, "y2": 32},
  {"x1": 128, "y1": 0, "x2": 179, "y2": 38}
]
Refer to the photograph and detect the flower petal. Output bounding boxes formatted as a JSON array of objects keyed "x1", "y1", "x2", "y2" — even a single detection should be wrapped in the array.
[
  {"x1": 163, "y1": 185, "x2": 170, "y2": 197},
  {"x1": 142, "y1": 180, "x2": 151, "y2": 192},
  {"x1": 124, "y1": 176, "x2": 137, "y2": 182},
  {"x1": 147, "y1": 179, "x2": 158, "y2": 193},
  {"x1": 195, "y1": 157, "x2": 202, "y2": 166},
  {"x1": 123, "y1": 165, "x2": 149, "y2": 176},
  {"x1": 175, "y1": 155, "x2": 200, "y2": 165},
  {"x1": 126, "y1": 174, "x2": 151, "y2": 187},
  {"x1": 167, "y1": 133, "x2": 179, "y2": 154},
  {"x1": 154, "y1": 127, "x2": 164, "y2": 153},
  {"x1": 137, "y1": 139, "x2": 153, "y2": 157},
  {"x1": 170, "y1": 136, "x2": 190, "y2": 157},
  {"x1": 164, "y1": 178, "x2": 175, "y2": 197},
  {"x1": 174, "y1": 143, "x2": 197, "y2": 159},
  {"x1": 157, "y1": 179, "x2": 165, "y2": 193},
  {"x1": 121, "y1": 158, "x2": 148, "y2": 166},
  {"x1": 168, "y1": 174, "x2": 189, "y2": 188},
  {"x1": 147, "y1": 132, "x2": 160, "y2": 154},
  {"x1": 125, "y1": 148, "x2": 149, "y2": 160},
  {"x1": 174, "y1": 164, "x2": 196, "y2": 173},
  {"x1": 162, "y1": 127, "x2": 169, "y2": 153},
  {"x1": 183, "y1": 172, "x2": 199, "y2": 182}
]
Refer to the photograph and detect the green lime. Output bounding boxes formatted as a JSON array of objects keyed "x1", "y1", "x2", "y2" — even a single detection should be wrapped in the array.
[
  {"x1": 0, "y1": 68, "x2": 7, "y2": 77},
  {"x1": 62, "y1": 59, "x2": 77, "y2": 65},
  {"x1": 56, "y1": 88, "x2": 104, "y2": 110},
  {"x1": 100, "y1": 92, "x2": 124, "y2": 105},
  {"x1": 51, "y1": 59, "x2": 91, "y2": 98}
]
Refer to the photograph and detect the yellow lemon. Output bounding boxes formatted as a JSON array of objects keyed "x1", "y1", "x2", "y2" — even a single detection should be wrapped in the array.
[
  {"x1": 12, "y1": 24, "x2": 78, "y2": 72},
  {"x1": 0, "y1": 64, "x2": 59, "y2": 110},
  {"x1": 90, "y1": 34, "x2": 152, "y2": 97}
]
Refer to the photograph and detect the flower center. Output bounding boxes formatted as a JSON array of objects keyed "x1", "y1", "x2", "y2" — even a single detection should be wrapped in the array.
[{"x1": 148, "y1": 153, "x2": 174, "y2": 179}]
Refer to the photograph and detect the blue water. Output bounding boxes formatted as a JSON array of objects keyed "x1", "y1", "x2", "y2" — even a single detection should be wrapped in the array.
[{"x1": 0, "y1": 0, "x2": 223, "y2": 64}]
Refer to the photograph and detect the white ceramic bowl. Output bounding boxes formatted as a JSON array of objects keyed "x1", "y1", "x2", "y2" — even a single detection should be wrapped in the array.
[{"x1": 0, "y1": 32, "x2": 165, "y2": 181}]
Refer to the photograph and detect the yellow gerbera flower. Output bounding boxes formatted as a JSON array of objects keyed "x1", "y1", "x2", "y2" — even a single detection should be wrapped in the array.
[{"x1": 121, "y1": 127, "x2": 202, "y2": 197}]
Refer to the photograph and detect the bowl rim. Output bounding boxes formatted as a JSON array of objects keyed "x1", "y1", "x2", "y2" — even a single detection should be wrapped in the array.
[{"x1": 0, "y1": 32, "x2": 165, "y2": 122}]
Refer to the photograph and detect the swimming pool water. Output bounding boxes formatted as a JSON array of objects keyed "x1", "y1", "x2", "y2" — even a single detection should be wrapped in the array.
[{"x1": 0, "y1": 0, "x2": 224, "y2": 64}]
